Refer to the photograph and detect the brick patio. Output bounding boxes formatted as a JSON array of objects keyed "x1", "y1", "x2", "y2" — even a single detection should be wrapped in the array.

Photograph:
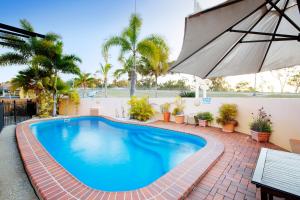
[
  {"x1": 16, "y1": 117, "x2": 284, "y2": 200},
  {"x1": 151, "y1": 121, "x2": 283, "y2": 200}
]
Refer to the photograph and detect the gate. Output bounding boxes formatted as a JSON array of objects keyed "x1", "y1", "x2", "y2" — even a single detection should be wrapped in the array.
[
  {"x1": 0, "y1": 103, "x2": 3, "y2": 132},
  {"x1": 0, "y1": 100, "x2": 36, "y2": 132}
]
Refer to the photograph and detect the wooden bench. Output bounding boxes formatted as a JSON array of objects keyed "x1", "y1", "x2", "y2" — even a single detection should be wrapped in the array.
[{"x1": 252, "y1": 148, "x2": 300, "y2": 200}]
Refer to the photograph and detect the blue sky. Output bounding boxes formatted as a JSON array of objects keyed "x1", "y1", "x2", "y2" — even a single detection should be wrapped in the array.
[{"x1": 0, "y1": 0, "x2": 222, "y2": 82}]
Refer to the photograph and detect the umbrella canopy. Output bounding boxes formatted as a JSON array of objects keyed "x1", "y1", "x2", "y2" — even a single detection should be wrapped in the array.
[{"x1": 170, "y1": 0, "x2": 300, "y2": 78}]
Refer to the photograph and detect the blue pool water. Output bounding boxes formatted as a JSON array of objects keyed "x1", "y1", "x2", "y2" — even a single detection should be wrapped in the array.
[{"x1": 30, "y1": 117, "x2": 206, "y2": 191}]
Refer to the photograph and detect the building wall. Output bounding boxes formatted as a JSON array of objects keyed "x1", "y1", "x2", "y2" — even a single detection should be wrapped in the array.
[{"x1": 59, "y1": 97, "x2": 300, "y2": 151}]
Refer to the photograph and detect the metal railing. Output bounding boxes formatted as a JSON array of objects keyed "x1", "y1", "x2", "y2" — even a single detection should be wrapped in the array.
[{"x1": 76, "y1": 88, "x2": 300, "y2": 98}]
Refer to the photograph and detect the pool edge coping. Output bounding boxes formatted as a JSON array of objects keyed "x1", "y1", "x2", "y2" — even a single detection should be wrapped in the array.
[{"x1": 16, "y1": 115, "x2": 224, "y2": 200}]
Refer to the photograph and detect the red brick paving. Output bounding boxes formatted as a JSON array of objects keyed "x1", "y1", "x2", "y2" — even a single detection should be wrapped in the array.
[
  {"x1": 16, "y1": 117, "x2": 225, "y2": 200},
  {"x1": 149, "y1": 122, "x2": 283, "y2": 200}
]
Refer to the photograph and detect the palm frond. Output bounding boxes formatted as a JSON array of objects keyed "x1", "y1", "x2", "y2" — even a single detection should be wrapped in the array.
[
  {"x1": 0, "y1": 34, "x2": 32, "y2": 55},
  {"x1": 101, "y1": 43, "x2": 110, "y2": 64},
  {"x1": 122, "y1": 14, "x2": 142, "y2": 45},
  {"x1": 100, "y1": 63, "x2": 112, "y2": 75},
  {"x1": 31, "y1": 55, "x2": 53, "y2": 69},
  {"x1": 113, "y1": 69, "x2": 127, "y2": 79},
  {"x1": 103, "y1": 36, "x2": 131, "y2": 54},
  {"x1": 0, "y1": 52, "x2": 28, "y2": 66},
  {"x1": 44, "y1": 33, "x2": 61, "y2": 42},
  {"x1": 20, "y1": 19, "x2": 34, "y2": 32},
  {"x1": 63, "y1": 54, "x2": 82, "y2": 63},
  {"x1": 137, "y1": 39, "x2": 159, "y2": 66},
  {"x1": 146, "y1": 34, "x2": 169, "y2": 55}
]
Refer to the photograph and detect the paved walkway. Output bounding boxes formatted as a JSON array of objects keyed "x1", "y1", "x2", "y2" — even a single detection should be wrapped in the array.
[
  {"x1": 152, "y1": 122, "x2": 283, "y2": 200},
  {"x1": 0, "y1": 126, "x2": 38, "y2": 200}
]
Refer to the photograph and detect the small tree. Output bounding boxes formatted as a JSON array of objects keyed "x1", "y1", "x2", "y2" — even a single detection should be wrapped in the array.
[
  {"x1": 110, "y1": 79, "x2": 129, "y2": 88},
  {"x1": 99, "y1": 44, "x2": 112, "y2": 97},
  {"x1": 158, "y1": 80, "x2": 190, "y2": 90},
  {"x1": 74, "y1": 73, "x2": 95, "y2": 97},
  {"x1": 288, "y1": 72, "x2": 300, "y2": 93},
  {"x1": 138, "y1": 35, "x2": 170, "y2": 97},
  {"x1": 235, "y1": 81, "x2": 255, "y2": 92},
  {"x1": 271, "y1": 67, "x2": 295, "y2": 93},
  {"x1": 209, "y1": 77, "x2": 230, "y2": 92},
  {"x1": 103, "y1": 14, "x2": 158, "y2": 96}
]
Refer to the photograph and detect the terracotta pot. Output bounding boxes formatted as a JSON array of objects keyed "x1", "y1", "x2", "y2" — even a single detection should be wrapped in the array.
[
  {"x1": 163, "y1": 112, "x2": 171, "y2": 122},
  {"x1": 251, "y1": 130, "x2": 271, "y2": 142},
  {"x1": 222, "y1": 123, "x2": 235, "y2": 133},
  {"x1": 174, "y1": 115, "x2": 185, "y2": 124},
  {"x1": 199, "y1": 120, "x2": 208, "y2": 127}
]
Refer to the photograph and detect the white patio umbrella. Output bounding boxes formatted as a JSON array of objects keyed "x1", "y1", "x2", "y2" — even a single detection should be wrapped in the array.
[{"x1": 170, "y1": 0, "x2": 300, "y2": 78}]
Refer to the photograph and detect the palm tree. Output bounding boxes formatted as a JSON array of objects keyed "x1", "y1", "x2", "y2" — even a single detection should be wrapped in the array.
[
  {"x1": 11, "y1": 67, "x2": 53, "y2": 116},
  {"x1": 0, "y1": 19, "x2": 81, "y2": 117},
  {"x1": 0, "y1": 19, "x2": 59, "y2": 66},
  {"x1": 99, "y1": 64, "x2": 112, "y2": 97},
  {"x1": 74, "y1": 72, "x2": 95, "y2": 97},
  {"x1": 98, "y1": 45, "x2": 112, "y2": 97},
  {"x1": 139, "y1": 35, "x2": 170, "y2": 96},
  {"x1": 103, "y1": 14, "x2": 158, "y2": 96},
  {"x1": 10, "y1": 66, "x2": 50, "y2": 97},
  {"x1": 31, "y1": 41, "x2": 81, "y2": 117}
]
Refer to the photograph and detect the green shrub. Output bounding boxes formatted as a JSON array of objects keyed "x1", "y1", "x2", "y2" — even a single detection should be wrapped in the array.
[
  {"x1": 160, "y1": 102, "x2": 170, "y2": 113},
  {"x1": 196, "y1": 112, "x2": 214, "y2": 123},
  {"x1": 216, "y1": 104, "x2": 238, "y2": 125},
  {"x1": 250, "y1": 107, "x2": 272, "y2": 133},
  {"x1": 172, "y1": 96, "x2": 185, "y2": 115},
  {"x1": 179, "y1": 91, "x2": 195, "y2": 98},
  {"x1": 37, "y1": 91, "x2": 53, "y2": 118},
  {"x1": 128, "y1": 96, "x2": 155, "y2": 121},
  {"x1": 68, "y1": 90, "x2": 80, "y2": 105}
]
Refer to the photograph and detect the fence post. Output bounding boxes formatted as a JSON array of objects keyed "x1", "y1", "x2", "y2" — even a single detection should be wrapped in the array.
[
  {"x1": 0, "y1": 103, "x2": 4, "y2": 132},
  {"x1": 13, "y1": 100, "x2": 16, "y2": 124}
]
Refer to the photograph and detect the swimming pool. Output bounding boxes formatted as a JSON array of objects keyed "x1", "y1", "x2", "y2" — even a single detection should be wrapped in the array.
[{"x1": 30, "y1": 117, "x2": 206, "y2": 191}]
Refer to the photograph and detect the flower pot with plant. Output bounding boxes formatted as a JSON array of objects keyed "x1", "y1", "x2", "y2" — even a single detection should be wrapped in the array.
[
  {"x1": 196, "y1": 112, "x2": 214, "y2": 127},
  {"x1": 160, "y1": 103, "x2": 171, "y2": 122},
  {"x1": 250, "y1": 107, "x2": 272, "y2": 142},
  {"x1": 172, "y1": 96, "x2": 185, "y2": 124},
  {"x1": 216, "y1": 104, "x2": 238, "y2": 133}
]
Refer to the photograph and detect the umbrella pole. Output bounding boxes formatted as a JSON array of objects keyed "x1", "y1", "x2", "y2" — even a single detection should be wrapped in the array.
[{"x1": 253, "y1": 73, "x2": 257, "y2": 96}]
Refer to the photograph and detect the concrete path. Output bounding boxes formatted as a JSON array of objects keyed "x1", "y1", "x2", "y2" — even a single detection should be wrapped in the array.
[{"x1": 0, "y1": 125, "x2": 38, "y2": 200}]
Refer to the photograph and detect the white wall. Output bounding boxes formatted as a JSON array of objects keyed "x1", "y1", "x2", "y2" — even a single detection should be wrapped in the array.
[{"x1": 66, "y1": 97, "x2": 300, "y2": 151}]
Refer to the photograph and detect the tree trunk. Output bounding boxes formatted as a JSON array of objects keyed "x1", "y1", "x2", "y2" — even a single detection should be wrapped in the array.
[
  {"x1": 83, "y1": 85, "x2": 86, "y2": 98},
  {"x1": 130, "y1": 70, "x2": 136, "y2": 96},
  {"x1": 52, "y1": 71, "x2": 57, "y2": 117},
  {"x1": 296, "y1": 85, "x2": 300, "y2": 93},
  {"x1": 53, "y1": 92, "x2": 57, "y2": 117},
  {"x1": 104, "y1": 78, "x2": 108, "y2": 98},
  {"x1": 155, "y1": 75, "x2": 158, "y2": 98},
  {"x1": 52, "y1": 72, "x2": 58, "y2": 117},
  {"x1": 130, "y1": 48, "x2": 137, "y2": 97}
]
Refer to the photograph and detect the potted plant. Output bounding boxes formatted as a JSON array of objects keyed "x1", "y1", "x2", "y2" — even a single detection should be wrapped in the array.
[
  {"x1": 216, "y1": 104, "x2": 238, "y2": 133},
  {"x1": 250, "y1": 107, "x2": 272, "y2": 142},
  {"x1": 128, "y1": 96, "x2": 155, "y2": 121},
  {"x1": 196, "y1": 112, "x2": 214, "y2": 127},
  {"x1": 172, "y1": 96, "x2": 185, "y2": 124},
  {"x1": 160, "y1": 103, "x2": 171, "y2": 122}
]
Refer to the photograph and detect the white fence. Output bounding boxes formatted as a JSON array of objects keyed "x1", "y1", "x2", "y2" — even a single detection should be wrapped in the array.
[{"x1": 61, "y1": 97, "x2": 300, "y2": 151}]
